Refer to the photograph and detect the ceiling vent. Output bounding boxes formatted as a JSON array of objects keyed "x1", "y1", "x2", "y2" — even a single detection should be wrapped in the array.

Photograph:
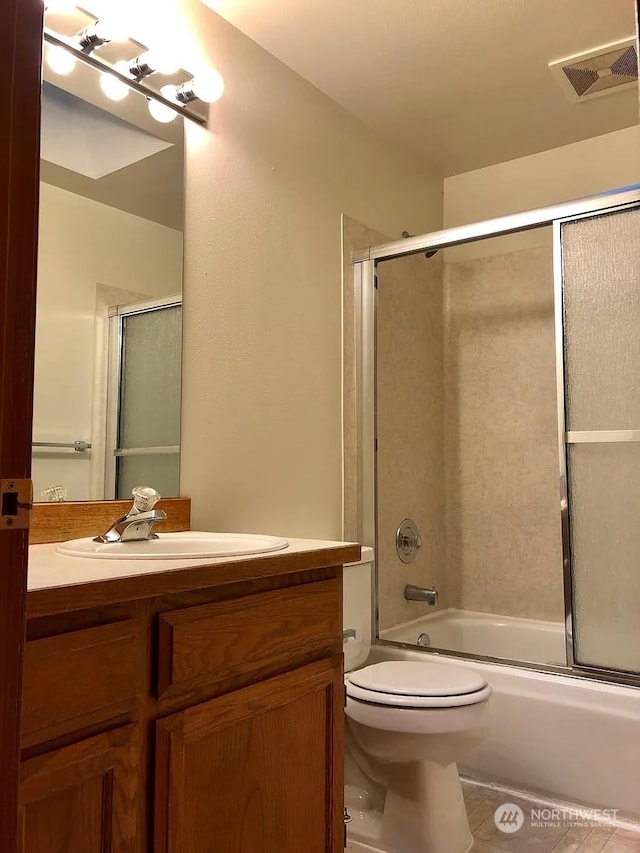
[{"x1": 549, "y1": 38, "x2": 638, "y2": 102}]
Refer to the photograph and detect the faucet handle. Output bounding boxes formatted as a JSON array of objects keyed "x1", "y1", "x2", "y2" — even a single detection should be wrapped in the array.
[{"x1": 131, "y1": 486, "x2": 161, "y2": 513}]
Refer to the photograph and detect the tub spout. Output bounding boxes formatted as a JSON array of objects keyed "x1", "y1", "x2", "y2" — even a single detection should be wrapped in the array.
[{"x1": 404, "y1": 584, "x2": 438, "y2": 605}]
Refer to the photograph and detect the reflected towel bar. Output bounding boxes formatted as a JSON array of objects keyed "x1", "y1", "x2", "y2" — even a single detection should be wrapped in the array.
[
  {"x1": 32, "y1": 440, "x2": 92, "y2": 452},
  {"x1": 114, "y1": 446, "x2": 180, "y2": 456}
]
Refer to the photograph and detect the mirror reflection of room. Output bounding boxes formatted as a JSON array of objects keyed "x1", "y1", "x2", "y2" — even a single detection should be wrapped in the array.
[{"x1": 33, "y1": 14, "x2": 185, "y2": 502}]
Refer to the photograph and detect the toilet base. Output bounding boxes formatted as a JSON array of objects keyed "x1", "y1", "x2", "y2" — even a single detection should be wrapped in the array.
[
  {"x1": 382, "y1": 760, "x2": 472, "y2": 853},
  {"x1": 346, "y1": 756, "x2": 473, "y2": 853}
]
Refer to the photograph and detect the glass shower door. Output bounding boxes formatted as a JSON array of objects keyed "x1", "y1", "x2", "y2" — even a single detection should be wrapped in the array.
[
  {"x1": 560, "y1": 204, "x2": 640, "y2": 676},
  {"x1": 107, "y1": 295, "x2": 182, "y2": 500}
]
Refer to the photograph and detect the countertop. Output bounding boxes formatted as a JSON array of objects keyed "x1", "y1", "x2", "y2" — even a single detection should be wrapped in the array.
[{"x1": 27, "y1": 538, "x2": 361, "y2": 618}]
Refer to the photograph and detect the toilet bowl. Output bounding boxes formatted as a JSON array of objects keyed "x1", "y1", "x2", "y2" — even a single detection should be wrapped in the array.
[{"x1": 344, "y1": 550, "x2": 491, "y2": 853}]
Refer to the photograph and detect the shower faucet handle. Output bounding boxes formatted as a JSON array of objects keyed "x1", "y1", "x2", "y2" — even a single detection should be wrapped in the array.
[{"x1": 396, "y1": 518, "x2": 422, "y2": 563}]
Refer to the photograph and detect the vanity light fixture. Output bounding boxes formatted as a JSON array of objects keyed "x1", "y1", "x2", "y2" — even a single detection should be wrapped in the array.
[{"x1": 43, "y1": 22, "x2": 222, "y2": 126}]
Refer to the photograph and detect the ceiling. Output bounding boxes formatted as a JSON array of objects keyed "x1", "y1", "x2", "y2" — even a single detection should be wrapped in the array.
[
  {"x1": 42, "y1": 84, "x2": 173, "y2": 180},
  {"x1": 206, "y1": 0, "x2": 639, "y2": 176}
]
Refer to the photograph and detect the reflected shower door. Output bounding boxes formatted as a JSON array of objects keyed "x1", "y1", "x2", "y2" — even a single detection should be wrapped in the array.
[
  {"x1": 107, "y1": 296, "x2": 182, "y2": 500},
  {"x1": 561, "y1": 204, "x2": 640, "y2": 676}
]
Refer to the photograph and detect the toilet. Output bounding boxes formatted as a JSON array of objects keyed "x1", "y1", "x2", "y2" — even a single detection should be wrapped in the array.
[{"x1": 343, "y1": 548, "x2": 491, "y2": 853}]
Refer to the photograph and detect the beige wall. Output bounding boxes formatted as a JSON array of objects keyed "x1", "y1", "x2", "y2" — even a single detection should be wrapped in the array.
[
  {"x1": 444, "y1": 125, "x2": 640, "y2": 230},
  {"x1": 376, "y1": 253, "x2": 447, "y2": 629},
  {"x1": 444, "y1": 243, "x2": 564, "y2": 622},
  {"x1": 178, "y1": 0, "x2": 443, "y2": 538},
  {"x1": 34, "y1": 182, "x2": 182, "y2": 501}
]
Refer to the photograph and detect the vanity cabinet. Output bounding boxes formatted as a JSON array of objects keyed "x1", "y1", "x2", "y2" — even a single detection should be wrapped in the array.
[{"x1": 21, "y1": 542, "x2": 358, "y2": 853}]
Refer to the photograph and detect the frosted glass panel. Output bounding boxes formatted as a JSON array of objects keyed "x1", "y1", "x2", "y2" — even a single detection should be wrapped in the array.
[
  {"x1": 116, "y1": 303, "x2": 181, "y2": 498},
  {"x1": 119, "y1": 305, "x2": 182, "y2": 448},
  {"x1": 116, "y1": 453, "x2": 180, "y2": 501},
  {"x1": 563, "y1": 208, "x2": 640, "y2": 431},
  {"x1": 569, "y1": 443, "x2": 640, "y2": 673}
]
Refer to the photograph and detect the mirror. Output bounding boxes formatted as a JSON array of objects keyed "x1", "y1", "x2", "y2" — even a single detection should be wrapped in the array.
[{"x1": 34, "y1": 24, "x2": 184, "y2": 503}]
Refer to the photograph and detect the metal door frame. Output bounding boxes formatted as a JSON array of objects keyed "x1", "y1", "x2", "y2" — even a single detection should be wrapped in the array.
[{"x1": 105, "y1": 294, "x2": 182, "y2": 498}]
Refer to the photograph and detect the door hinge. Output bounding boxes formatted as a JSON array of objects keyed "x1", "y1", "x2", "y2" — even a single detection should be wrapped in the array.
[{"x1": 1, "y1": 479, "x2": 33, "y2": 530}]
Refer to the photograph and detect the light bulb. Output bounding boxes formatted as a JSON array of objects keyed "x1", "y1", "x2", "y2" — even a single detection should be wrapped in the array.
[
  {"x1": 46, "y1": 45, "x2": 76, "y2": 76},
  {"x1": 191, "y1": 68, "x2": 224, "y2": 103},
  {"x1": 78, "y1": 11, "x2": 129, "y2": 52},
  {"x1": 148, "y1": 98, "x2": 177, "y2": 124},
  {"x1": 100, "y1": 63, "x2": 129, "y2": 101},
  {"x1": 92, "y1": 10, "x2": 129, "y2": 43},
  {"x1": 141, "y1": 49, "x2": 180, "y2": 76},
  {"x1": 43, "y1": 0, "x2": 77, "y2": 12},
  {"x1": 160, "y1": 83, "x2": 178, "y2": 102}
]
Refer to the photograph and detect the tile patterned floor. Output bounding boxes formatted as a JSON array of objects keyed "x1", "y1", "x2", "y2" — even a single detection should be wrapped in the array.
[
  {"x1": 346, "y1": 780, "x2": 640, "y2": 852},
  {"x1": 463, "y1": 780, "x2": 640, "y2": 852}
]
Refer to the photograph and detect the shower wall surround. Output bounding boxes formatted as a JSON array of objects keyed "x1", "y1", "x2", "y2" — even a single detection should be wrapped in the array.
[
  {"x1": 443, "y1": 244, "x2": 564, "y2": 622},
  {"x1": 376, "y1": 252, "x2": 447, "y2": 630}
]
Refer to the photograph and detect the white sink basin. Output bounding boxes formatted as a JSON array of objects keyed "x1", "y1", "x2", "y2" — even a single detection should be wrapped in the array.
[{"x1": 56, "y1": 531, "x2": 289, "y2": 560}]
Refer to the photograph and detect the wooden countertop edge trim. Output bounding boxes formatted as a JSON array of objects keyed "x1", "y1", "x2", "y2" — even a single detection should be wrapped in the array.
[{"x1": 26, "y1": 543, "x2": 361, "y2": 618}]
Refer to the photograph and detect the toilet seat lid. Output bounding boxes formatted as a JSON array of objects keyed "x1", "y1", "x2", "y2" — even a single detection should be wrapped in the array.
[
  {"x1": 347, "y1": 661, "x2": 487, "y2": 697},
  {"x1": 345, "y1": 680, "x2": 491, "y2": 708}
]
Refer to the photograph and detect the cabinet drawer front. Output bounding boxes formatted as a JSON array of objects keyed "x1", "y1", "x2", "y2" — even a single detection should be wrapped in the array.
[
  {"x1": 157, "y1": 578, "x2": 341, "y2": 700},
  {"x1": 22, "y1": 621, "x2": 142, "y2": 748}
]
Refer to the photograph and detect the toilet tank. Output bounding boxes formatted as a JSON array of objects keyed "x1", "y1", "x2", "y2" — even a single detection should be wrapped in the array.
[{"x1": 343, "y1": 546, "x2": 374, "y2": 672}]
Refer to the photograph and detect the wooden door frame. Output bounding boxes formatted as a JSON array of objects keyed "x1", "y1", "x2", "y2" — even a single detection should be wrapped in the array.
[{"x1": 0, "y1": 0, "x2": 42, "y2": 847}]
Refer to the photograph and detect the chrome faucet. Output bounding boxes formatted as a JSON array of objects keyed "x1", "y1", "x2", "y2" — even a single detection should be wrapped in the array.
[
  {"x1": 95, "y1": 486, "x2": 167, "y2": 544},
  {"x1": 404, "y1": 584, "x2": 438, "y2": 606}
]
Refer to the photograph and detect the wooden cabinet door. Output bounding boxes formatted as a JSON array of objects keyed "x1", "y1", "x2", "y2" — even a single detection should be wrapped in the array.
[
  {"x1": 19, "y1": 724, "x2": 141, "y2": 853},
  {"x1": 155, "y1": 656, "x2": 344, "y2": 853}
]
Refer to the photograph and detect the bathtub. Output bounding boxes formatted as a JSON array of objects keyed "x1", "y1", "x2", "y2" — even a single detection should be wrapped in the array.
[
  {"x1": 371, "y1": 615, "x2": 640, "y2": 821},
  {"x1": 381, "y1": 608, "x2": 567, "y2": 665}
]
